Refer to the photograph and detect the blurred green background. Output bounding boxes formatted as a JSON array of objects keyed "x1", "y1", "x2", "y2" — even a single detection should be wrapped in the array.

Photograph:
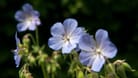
[{"x1": 0, "y1": 0, "x2": 137, "y2": 78}]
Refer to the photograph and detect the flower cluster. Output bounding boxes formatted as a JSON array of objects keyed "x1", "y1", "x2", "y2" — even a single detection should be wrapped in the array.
[
  {"x1": 13, "y1": 3, "x2": 118, "y2": 72},
  {"x1": 48, "y1": 18, "x2": 117, "y2": 72},
  {"x1": 12, "y1": 3, "x2": 136, "y2": 78}
]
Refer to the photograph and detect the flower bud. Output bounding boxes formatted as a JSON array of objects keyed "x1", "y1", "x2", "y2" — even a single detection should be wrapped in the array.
[
  {"x1": 122, "y1": 62, "x2": 135, "y2": 72},
  {"x1": 46, "y1": 63, "x2": 51, "y2": 74},
  {"x1": 116, "y1": 64, "x2": 127, "y2": 78},
  {"x1": 32, "y1": 45, "x2": 39, "y2": 53},
  {"x1": 77, "y1": 71, "x2": 84, "y2": 78},
  {"x1": 23, "y1": 34, "x2": 30, "y2": 46},
  {"x1": 28, "y1": 54, "x2": 36, "y2": 65},
  {"x1": 52, "y1": 51, "x2": 61, "y2": 60},
  {"x1": 105, "y1": 63, "x2": 119, "y2": 78},
  {"x1": 105, "y1": 63, "x2": 115, "y2": 73},
  {"x1": 38, "y1": 53, "x2": 48, "y2": 65}
]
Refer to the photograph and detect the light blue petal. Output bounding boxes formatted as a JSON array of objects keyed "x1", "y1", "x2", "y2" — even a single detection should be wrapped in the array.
[
  {"x1": 63, "y1": 18, "x2": 78, "y2": 35},
  {"x1": 79, "y1": 51, "x2": 95, "y2": 66},
  {"x1": 32, "y1": 10, "x2": 40, "y2": 17},
  {"x1": 14, "y1": 53, "x2": 21, "y2": 68},
  {"x1": 51, "y1": 22, "x2": 65, "y2": 37},
  {"x1": 15, "y1": 11, "x2": 26, "y2": 22},
  {"x1": 95, "y1": 29, "x2": 117, "y2": 58},
  {"x1": 79, "y1": 33, "x2": 96, "y2": 52},
  {"x1": 15, "y1": 32, "x2": 20, "y2": 45},
  {"x1": 48, "y1": 37, "x2": 64, "y2": 50},
  {"x1": 22, "y1": 3, "x2": 33, "y2": 12},
  {"x1": 28, "y1": 24, "x2": 36, "y2": 31},
  {"x1": 14, "y1": 33, "x2": 21, "y2": 68},
  {"x1": 92, "y1": 55, "x2": 105, "y2": 72},
  {"x1": 62, "y1": 42, "x2": 76, "y2": 54},
  {"x1": 32, "y1": 14, "x2": 41, "y2": 25},
  {"x1": 95, "y1": 29, "x2": 108, "y2": 49},
  {"x1": 17, "y1": 23, "x2": 28, "y2": 32},
  {"x1": 34, "y1": 18, "x2": 41, "y2": 25},
  {"x1": 101, "y1": 41, "x2": 117, "y2": 58},
  {"x1": 70, "y1": 27, "x2": 85, "y2": 44}
]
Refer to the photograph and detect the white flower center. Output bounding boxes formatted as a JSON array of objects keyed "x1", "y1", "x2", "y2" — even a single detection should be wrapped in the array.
[
  {"x1": 63, "y1": 35, "x2": 70, "y2": 43},
  {"x1": 96, "y1": 48, "x2": 101, "y2": 55},
  {"x1": 26, "y1": 16, "x2": 34, "y2": 22},
  {"x1": 24, "y1": 17, "x2": 34, "y2": 26}
]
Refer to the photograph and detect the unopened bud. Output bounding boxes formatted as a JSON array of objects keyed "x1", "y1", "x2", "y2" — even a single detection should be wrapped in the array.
[
  {"x1": 77, "y1": 71, "x2": 84, "y2": 78},
  {"x1": 23, "y1": 34, "x2": 30, "y2": 46},
  {"x1": 122, "y1": 62, "x2": 135, "y2": 72},
  {"x1": 28, "y1": 55, "x2": 35, "y2": 65},
  {"x1": 46, "y1": 64, "x2": 51, "y2": 74}
]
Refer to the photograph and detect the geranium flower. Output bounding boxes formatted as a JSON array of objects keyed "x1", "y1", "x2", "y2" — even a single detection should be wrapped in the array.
[
  {"x1": 13, "y1": 32, "x2": 21, "y2": 67},
  {"x1": 15, "y1": 3, "x2": 41, "y2": 32},
  {"x1": 48, "y1": 18, "x2": 84, "y2": 54},
  {"x1": 79, "y1": 29, "x2": 117, "y2": 72}
]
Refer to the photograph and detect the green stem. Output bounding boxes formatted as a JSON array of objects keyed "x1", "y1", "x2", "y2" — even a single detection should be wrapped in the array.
[
  {"x1": 69, "y1": 54, "x2": 73, "y2": 61},
  {"x1": 35, "y1": 28, "x2": 39, "y2": 46},
  {"x1": 85, "y1": 69, "x2": 88, "y2": 78},
  {"x1": 52, "y1": 73, "x2": 54, "y2": 78},
  {"x1": 41, "y1": 63, "x2": 47, "y2": 78},
  {"x1": 27, "y1": 33, "x2": 36, "y2": 45}
]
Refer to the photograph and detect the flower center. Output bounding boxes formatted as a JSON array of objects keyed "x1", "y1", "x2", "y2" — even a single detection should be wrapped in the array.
[
  {"x1": 96, "y1": 49, "x2": 101, "y2": 55},
  {"x1": 24, "y1": 17, "x2": 34, "y2": 26},
  {"x1": 63, "y1": 35, "x2": 70, "y2": 43},
  {"x1": 26, "y1": 16, "x2": 33, "y2": 22}
]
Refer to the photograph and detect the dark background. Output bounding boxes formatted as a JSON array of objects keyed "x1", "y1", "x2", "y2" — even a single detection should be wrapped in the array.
[{"x1": 0, "y1": 0, "x2": 137, "y2": 78}]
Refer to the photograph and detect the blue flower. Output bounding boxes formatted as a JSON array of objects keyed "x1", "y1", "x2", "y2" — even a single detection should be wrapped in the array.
[
  {"x1": 48, "y1": 18, "x2": 84, "y2": 54},
  {"x1": 13, "y1": 32, "x2": 21, "y2": 67},
  {"x1": 79, "y1": 29, "x2": 117, "y2": 72},
  {"x1": 15, "y1": 3, "x2": 41, "y2": 32}
]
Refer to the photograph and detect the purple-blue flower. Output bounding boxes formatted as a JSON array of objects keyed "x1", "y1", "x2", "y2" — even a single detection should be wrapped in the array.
[
  {"x1": 15, "y1": 3, "x2": 41, "y2": 32},
  {"x1": 13, "y1": 32, "x2": 21, "y2": 67},
  {"x1": 48, "y1": 18, "x2": 84, "y2": 54},
  {"x1": 79, "y1": 29, "x2": 117, "y2": 72}
]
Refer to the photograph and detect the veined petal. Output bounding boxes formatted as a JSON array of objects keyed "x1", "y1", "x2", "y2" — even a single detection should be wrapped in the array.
[
  {"x1": 79, "y1": 33, "x2": 96, "y2": 52},
  {"x1": 91, "y1": 55, "x2": 105, "y2": 72},
  {"x1": 15, "y1": 11, "x2": 26, "y2": 22},
  {"x1": 95, "y1": 29, "x2": 117, "y2": 58},
  {"x1": 48, "y1": 37, "x2": 64, "y2": 50},
  {"x1": 14, "y1": 53, "x2": 21, "y2": 68},
  {"x1": 32, "y1": 10, "x2": 40, "y2": 17},
  {"x1": 22, "y1": 3, "x2": 33, "y2": 12},
  {"x1": 70, "y1": 27, "x2": 85, "y2": 44},
  {"x1": 62, "y1": 42, "x2": 76, "y2": 54},
  {"x1": 63, "y1": 18, "x2": 78, "y2": 34},
  {"x1": 95, "y1": 29, "x2": 108, "y2": 49},
  {"x1": 101, "y1": 41, "x2": 117, "y2": 58},
  {"x1": 72, "y1": 27, "x2": 85, "y2": 36},
  {"x1": 79, "y1": 51, "x2": 95, "y2": 66},
  {"x1": 51, "y1": 22, "x2": 65, "y2": 37},
  {"x1": 17, "y1": 23, "x2": 28, "y2": 32}
]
